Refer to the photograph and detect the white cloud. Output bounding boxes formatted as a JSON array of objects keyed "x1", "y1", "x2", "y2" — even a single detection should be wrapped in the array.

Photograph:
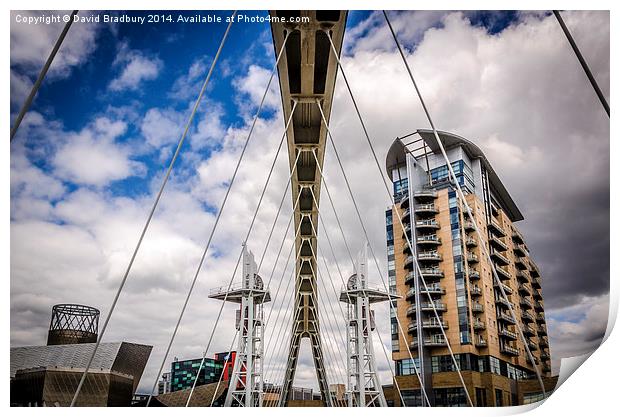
[
  {"x1": 109, "y1": 42, "x2": 162, "y2": 91},
  {"x1": 52, "y1": 117, "x2": 145, "y2": 186},
  {"x1": 10, "y1": 10, "x2": 101, "y2": 79},
  {"x1": 232, "y1": 64, "x2": 281, "y2": 113}
]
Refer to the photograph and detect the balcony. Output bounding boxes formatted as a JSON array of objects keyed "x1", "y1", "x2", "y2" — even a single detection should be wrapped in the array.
[
  {"x1": 518, "y1": 283, "x2": 532, "y2": 296},
  {"x1": 540, "y1": 352, "x2": 550, "y2": 361},
  {"x1": 473, "y1": 319, "x2": 486, "y2": 331},
  {"x1": 495, "y1": 266, "x2": 512, "y2": 281},
  {"x1": 469, "y1": 269, "x2": 480, "y2": 280},
  {"x1": 515, "y1": 257, "x2": 528, "y2": 270},
  {"x1": 467, "y1": 252, "x2": 479, "y2": 263},
  {"x1": 539, "y1": 338, "x2": 549, "y2": 348},
  {"x1": 490, "y1": 202, "x2": 500, "y2": 216},
  {"x1": 410, "y1": 335, "x2": 447, "y2": 348},
  {"x1": 514, "y1": 244, "x2": 529, "y2": 257},
  {"x1": 528, "y1": 341, "x2": 539, "y2": 351},
  {"x1": 475, "y1": 337, "x2": 488, "y2": 347},
  {"x1": 410, "y1": 319, "x2": 449, "y2": 330},
  {"x1": 523, "y1": 325, "x2": 536, "y2": 336},
  {"x1": 465, "y1": 237, "x2": 478, "y2": 247},
  {"x1": 522, "y1": 311, "x2": 535, "y2": 323},
  {"x1": 488, "y1": 219, "x2": 506, "y2": 237},
  {"x1": 470, "y1": 285, "x2": 482, "y2": 296},
  {"x1": 498, "y1": 312, "x2": 517, "y2": 324},
  {"x1": 418, "y1": 268, "x2": 444, "y2": 279},
  {"x1": 418, "y1": 251, "x2": 442, "y2": 262},
  {"x1": 532, "y1": 277, "x2": 542, "y2": 289},
  {"x1": 491, "y1": 250, "x2": 510, "y2": 266},
  {"x1": 494, "y1": 281, "x2": 513, "y2": 295},
  {"x1": 534, "y1": 301, "x2": 544, "y2": 312},
  {"x1": 406, "y1": 285, "x2": 445, "y2": 299},
  {"x1": 420, "y1": 302, "x2": 447, "y2": 312},
  {"x1": 417, "y1": 234, "x2": 441, "y2": 245},
  {"x1": 415, "y1": 219, "x2": 440, "y2": 230},
  {"x1": 501, "y1": 344, "x2": 519, "y2": 356},
  {"x1": 499, "y1": 328, "x2": 518, "y2": 340},
  {"x1": 530, "y1": 263, "x2": 541, "y2": 278},
  {"x1": 527, "y1": 356, "x2": 540, "y2": 366},
  {"x1": 535, "y1": 313, "x2": 546, "y2": 323},
  {"x1": 542, "y1": 365, "x2": 551, "y2": 373},
  {"x1": 404, "y1": 255, "x2": 414, "y2": 268},
  {"x1": 464, "y1": 220, "x2": 476, "y2": 231},
  {"x1": 533, "y1": 290, "x2": 543, "y2": 301},
  {"x1": 415, "y1": 203, "x2": 439, "y2": 214},
  {"x1": 516, "y1": 270, "x2": 529, "y2": 283},
  {"x1": 537, "y1": 325, "x2": 547, "y2": 336},
  {"x1": 512, "y1": 228, "x2": 525, "y2": 244},
  {"x1": 413, "y1": 190, "x2": 438, "y2": 200},
  {"x1": 471, "y1": 302, "x2": 484, "y2": 313},
  {"x1": 520, "y1": 297, "x2": 533, "y2": 310},
  {"x1": 399, "y1": 193, "x2": 409, "y2": 208},
  {"x1": 495, "y1": 297, "x2": 513, "y2": 309},
  {"x1": 402, "y1": 207, "x2": 411, "y2": 221},
  {"x1": 489, "y1": 236, "x2": 508, "y2": 252}
]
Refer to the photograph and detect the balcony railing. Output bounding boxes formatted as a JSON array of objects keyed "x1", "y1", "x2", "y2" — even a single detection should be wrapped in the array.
[
  {"x1": 413, "y1": 190, "x2": 438, "y2": 200},
  {"x1": 537, "y1": 325, "x2": 547, "y2": 336},
  {"x1": 491, "y1": 250, "x2": 510, "y2": 266},
  {"x1": 514, "y1": 244, "x2": 529, "y2": 257},
  {"x1": 469, "y1": 270, "x2": 480, "y2": 280},
  {"x1": 516, "y1": 270, "x2": 529, "y2": 282},
  {"x1": 523, "y1": 324, "x2": 536, "y2": 336},
  {"x1": 512, "y1": 228, "x2": 525, "y2": 244},
  {"x1": 532, "y1": 277, "x2": 542, "y2": 289},
  {"x1": 533, "y1": 290, "x2": 543, "y2": 300},
  {"x1": 498, "y1": 312, "x2": 517, "y2": 324},
  {"x1": 411, "y1": 319, "x2": 449, "y2": 329},
  {"x1": 415, "y1": 219, "x2": 440, "y2": 229},
  {"x1": 501, "y1": 344, "x2": 519, "y2": 356},
  {"x1": 499, "y1": 328, "x2": 518, "y2": 340},
  {"x1": 464, "y1": 220, "x2": 476, "y2": 231},
  {"x1": 518, "y1": 283, "x2": 532, "y2": 296},
  {"x1": 539, "y1": 338, "x2": 549, "y2": 348},
  {"x1": 417, "y1": 234, "x2": 441, "y2": 245},
  {"x1": 527, "y1": 341, "x2": 539, "y2": 351},
  {"x1": 420, "y1": 302, "x2": 447, "y2": 311},
  {"x1": 475, "y1": 337, "x2": 488, "y2": 347},
  {"x1": 534, "y1": 301, "x2": 544, "y2": 312},
  {"x1": 470, "y1": 285, "x2": 482, "y2": 296},
  {"x1": 488, "y1": 219, "x2": 506, "y2": 237},
  {"x1": 471, "y1": 302, "x2": 484, "y2": 313},
  {"x1": 494, "y1": 281, "x2": 513, "y2": 295},
  {"x1": 466, "y1": 237, "x2": 478, "y2": 247},
  {"x1": 530, "y1": 263, "x2": 541, "y2": 278},
  {"x1": 535, "y1": 313, "x2": 546, "y2": 323},
  {"x1": 473, "y1": 320, "x2": 486, "y2": 330},
  {"x1": 515, "y1": 257, "x2": 528, "y2": 270},
  {"x1": 490, "y1": 236, "x2": 508, "y2": 252},
  {"x1": 495, "y1": 266, "x2": 511, "y2": 280},
  {"x1": 467, "y1": 252, "x2": 479, "y2": 263},
  {"x1": 418, "y1": 251, "x2": 442, "y2": 261},
  {"x1": 419, "y1": 268, "x2": 444, "y2": 278},
  {"x1": 415, "y1": 203, "x2": 439, "y2": 214},
  {"x1": 522, "y1": 311, "x2": 535, "y2": 322},
  {"x1": 520, "y1": 297, "x2": 533, "y2": 309},
  {"x1": 406, "y1": 285, "x2": 445, "y2": 298},
  {"x1": 495, "y1": 297, "x2": 513, "y2": 309}
]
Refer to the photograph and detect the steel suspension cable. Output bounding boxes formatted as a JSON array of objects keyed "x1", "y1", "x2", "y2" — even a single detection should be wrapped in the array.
[
  {"x1": 309, "y1": 133, "x2": 431, "y2": 406},
  {"x1": 181, "y1": 102, "x2": 299, "y2": 406},
  {"x1": 70, "y1": 12, "x2": 237, "y2": 407},
  {"x1": 553, "y1": 10, "x2": 609, "y2": 117},
  {"x1": 307, "y1": 187, "x2": 407, "y2": 406},
  {"x1": 208, "y1": 328, "x2": 239, "y2": 407},
  {"x1": 383, "y1": 10, "x2": 546, "y2": 397},
  {"x1": 10, "y1": 10, "x2": 79, "y2": 141},
  {"x1": 324, "y1": 29, "x2": 475, "y2": 406}
]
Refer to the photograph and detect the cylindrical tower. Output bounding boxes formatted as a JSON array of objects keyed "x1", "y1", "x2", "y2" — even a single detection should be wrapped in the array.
[{"x1": 47, "y1": 304, "x2": 100, "y2": 346}]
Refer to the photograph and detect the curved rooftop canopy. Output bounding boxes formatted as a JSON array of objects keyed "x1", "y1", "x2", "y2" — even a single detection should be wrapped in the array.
[{"x1": 386, "y1": 129, "x2": 523, "y2": 222}]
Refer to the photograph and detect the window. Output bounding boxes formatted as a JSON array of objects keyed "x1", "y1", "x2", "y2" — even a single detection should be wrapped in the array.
[
  {"x1": 490, "y1": 357, "x2": 501, "y2": 375},
  {"x1": 495, "y1": 389, "x2": 503, "y2": 406},
  {"x1": 397, "y1": 358, "x2": 420, "y2": 376},
  {"x1": 435, "y1": 388, "x2": 467, "y2": 407},
  {"x1": 476, "y1": 387, "x2": 487, "y2": 407},
  {"x1": 401, "y1": 390, "x2": 422, "y2": 407}
]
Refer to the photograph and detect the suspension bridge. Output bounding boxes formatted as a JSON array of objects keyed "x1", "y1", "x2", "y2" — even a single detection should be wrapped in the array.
[{"x1": 10, "y1": 9, "x2": 608, "y2": 408}]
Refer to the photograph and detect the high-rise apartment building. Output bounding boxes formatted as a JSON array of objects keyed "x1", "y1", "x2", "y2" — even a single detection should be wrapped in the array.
[{"x1": 384, "y1": 130, "x2": 551, "y2": 407}]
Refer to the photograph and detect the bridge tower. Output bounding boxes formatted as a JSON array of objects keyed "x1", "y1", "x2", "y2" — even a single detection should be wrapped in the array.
[
  {"x1": 269, "y1": 11, "x2": 348, "y2": 406},
  {"x1": 340, "y1": 244, "x2": 390, "y2": 407},
  {"x1": 209, "y1": 245, "x2": 271, "y2": 407}
]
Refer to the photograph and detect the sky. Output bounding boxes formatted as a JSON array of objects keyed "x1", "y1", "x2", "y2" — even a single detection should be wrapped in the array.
[{"x1": 10, "y1": 10, "x2": 610, "y2": 393}]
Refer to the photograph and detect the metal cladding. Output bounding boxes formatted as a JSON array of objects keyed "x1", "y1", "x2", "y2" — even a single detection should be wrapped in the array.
[
  {"x1": 10, "y1": 341, "x2": 152, "y2": 406},
  {"x1": 47, "y1": 304, "x2": 100, "y2": 346},
  {"x1": 270, "y1": 10, "x2": 347, "y2": 407}
]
